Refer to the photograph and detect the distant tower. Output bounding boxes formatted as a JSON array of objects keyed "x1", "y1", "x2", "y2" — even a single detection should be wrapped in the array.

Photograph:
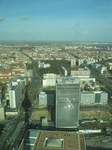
[{"x1": 55, "y1": 79, "x2": 81, "y2": 128}]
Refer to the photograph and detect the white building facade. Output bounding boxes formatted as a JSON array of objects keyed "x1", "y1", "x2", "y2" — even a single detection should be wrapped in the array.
[
  {"x1": 0, "y1": 104, "x2": 5, "y2": 120},
  {"x1": 9, "y1": 84, "x2": 21, "y2": 108}
]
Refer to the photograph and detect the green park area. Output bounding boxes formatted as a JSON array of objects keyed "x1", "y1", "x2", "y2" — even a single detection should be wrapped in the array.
[{"x1": 38, "y1": 60, "x2": 71, "y2": 77}]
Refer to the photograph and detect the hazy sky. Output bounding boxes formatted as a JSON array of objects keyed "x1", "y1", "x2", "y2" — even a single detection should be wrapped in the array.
[{"x1": 0, "y1": 0, "x2": 112, "y2": 42}]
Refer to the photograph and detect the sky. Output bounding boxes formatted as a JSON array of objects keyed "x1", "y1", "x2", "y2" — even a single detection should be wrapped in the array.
[{"x1": 0, "y1": 0, "x2": 112, "y2": 42}]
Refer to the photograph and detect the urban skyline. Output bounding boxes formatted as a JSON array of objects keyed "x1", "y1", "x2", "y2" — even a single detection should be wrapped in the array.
[
  {"x1": 0, "y1": 1, "x2": 112, "y2": 149},
  {"x1": 0, "y1": 42, "x2": 112, "y2": 149},
  {"x1": 0, "y1": 0, "x2": 112, "y2": 42}
]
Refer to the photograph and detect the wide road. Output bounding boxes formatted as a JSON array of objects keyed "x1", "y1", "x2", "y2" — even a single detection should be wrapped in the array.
[
  {"x1": 1, "y1": 50, "x2": 40, "y2": 150},
  {"x1": 87, "y1": 65, "x2": 112, "y2": 97},
  {"x1": 0, "y1": 114, "x2": 25, "y2": 150}
]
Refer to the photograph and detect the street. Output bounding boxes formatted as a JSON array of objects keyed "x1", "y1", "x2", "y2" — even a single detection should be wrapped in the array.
[{"x1": 0, "y1": 51, "x2": 40, "y2": 150}]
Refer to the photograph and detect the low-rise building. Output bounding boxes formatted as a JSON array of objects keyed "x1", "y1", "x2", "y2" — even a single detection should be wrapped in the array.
[
  {"x1": 19, "y1": 130, "x2": 86, "y2": 150},
  {"x1": 38, "y1": 92, "x2": 47, "y2": 108},
  {"x1": 43, "y1": 79, "x2": 56, "y2": 87},
  {"x1": 71, "y1": 67, "x2": 90, "y2": 78},
  {"x1": 61, "y1": 66, "x2": 67, "y2": 76},
  {"x1": 91, "y1": 64, "x2": 107, "y2": 74},
  {"x1": 81, "y1": 91, "x2": 108, "y2": 105},
  {"x1": 81, "y1": 92, "x2": 95, "y2": 104},
  {"x1": 43, "y1": 73, "x2": 57, "y2": 79},
  {"x1": 38, "y1": 62, "x2": 50, "y2": 68},
  {"x1": 38, "y1": 92, "x2": 55, "y2": 108}
]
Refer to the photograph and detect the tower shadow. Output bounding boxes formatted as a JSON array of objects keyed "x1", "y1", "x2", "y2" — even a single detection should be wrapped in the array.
[{"x1": 22, "y1": 90, "x2": 31, "y2": 133}]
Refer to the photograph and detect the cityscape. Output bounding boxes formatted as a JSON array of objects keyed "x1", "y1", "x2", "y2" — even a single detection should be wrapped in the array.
[
  {"x1": 0, "y1": 41, "x2": 112, "y2": 150},
  {"x1": 0, "y1": 0, "x2": 112, "y2": 150}
]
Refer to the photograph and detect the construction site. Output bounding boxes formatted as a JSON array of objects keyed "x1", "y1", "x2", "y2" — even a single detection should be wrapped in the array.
[{"x1": 79, "y1": 110, "x2": 112, "y2": 121}]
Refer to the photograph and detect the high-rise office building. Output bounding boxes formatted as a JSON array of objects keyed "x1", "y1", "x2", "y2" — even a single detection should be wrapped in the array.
[
  {"x1": 55, "y1": 79, "x2": 80, "y2": 128},
  {"x1": 0, "y1": 104, "x2": 5, "y2": 121},
  {"x1": 9, "y1": 83, "x2": 21, "y2": 108}
]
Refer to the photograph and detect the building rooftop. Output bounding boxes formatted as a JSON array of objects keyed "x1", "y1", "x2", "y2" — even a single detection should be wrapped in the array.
[
  {"x1": 29, "y1": 130, "x2": 39, "y2": 139},
  {"x1": 57, "y1": 77, "x2": 80, "y2": 84},
  {"x1": 44, "y1": 138, "x2": 64, "y2": 148},
  {"x1": 19, "y1": 130, "x2": 86, "y2": 150},
  {"x1": 37, "y1": 131, "x2": 86, "y2": 150},
  {"x1": 26, "y1": 138, "x2": 36, "y2": 146},
  {"x1": 24, "y1": 145, "x2": 34, "y2": 150}
]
